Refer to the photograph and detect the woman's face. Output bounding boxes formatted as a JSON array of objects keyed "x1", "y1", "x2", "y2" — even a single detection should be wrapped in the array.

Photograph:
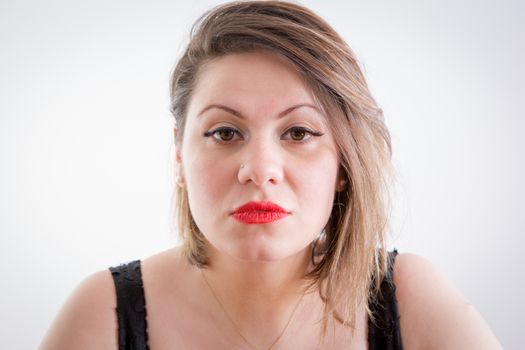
[{"x1": 177, "y1": 51, "x2": 341, "y2": 262}]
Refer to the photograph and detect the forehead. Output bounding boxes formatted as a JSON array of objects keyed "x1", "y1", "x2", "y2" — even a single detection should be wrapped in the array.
[{"x1": 187, "y1": 51, "x2": 322, "y2": 119}]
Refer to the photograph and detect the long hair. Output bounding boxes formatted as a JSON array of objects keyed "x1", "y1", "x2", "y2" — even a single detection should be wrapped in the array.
[{"x1": 170, "y1": 0, "x2": 393, "y2": 336}]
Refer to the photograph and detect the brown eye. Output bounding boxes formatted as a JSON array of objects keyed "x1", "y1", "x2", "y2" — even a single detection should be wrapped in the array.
[
  {"x1": 283, "y1": 127, "x2": 324, "y2": 143},
  {"x1": 203, "y1": 127, "x2": 242, "y2": 143},
  {"x1": 216, "y1": 129, "x2": 235, "y2": 141},
  {"x1": 290, "y1": 128, "x2": 306, "y2": 141}
]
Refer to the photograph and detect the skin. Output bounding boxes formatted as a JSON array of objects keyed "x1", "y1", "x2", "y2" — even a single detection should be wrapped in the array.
[
  {"x1": 40, "y1": 51, "x2": 502, "y2": 349},
  {"x1": 180, "y1": 51, "x2": 342, "y2": 264}
]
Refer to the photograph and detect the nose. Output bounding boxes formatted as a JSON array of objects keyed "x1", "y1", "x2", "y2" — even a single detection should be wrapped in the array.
[{"x1": 237, "y1": 136, "x2": 284, "y2": 187}]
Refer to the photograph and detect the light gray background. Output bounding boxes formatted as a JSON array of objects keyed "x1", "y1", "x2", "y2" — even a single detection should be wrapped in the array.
[{"x1": 1, "y1": 0, "x2": 523, "y2": 349}]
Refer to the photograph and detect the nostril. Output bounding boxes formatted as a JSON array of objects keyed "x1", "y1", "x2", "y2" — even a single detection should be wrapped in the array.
[{"x1": 237, "y1": 152, "x2": 285, "y2": 187}]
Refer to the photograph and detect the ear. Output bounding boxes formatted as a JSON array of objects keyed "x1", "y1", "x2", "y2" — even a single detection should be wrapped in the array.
[
  {"x1": 174, "y1": 127, "x2": 185, "y2": 187},
  {"x1": 336, "y1": 179, "x2": 347, "y2": 192},
  {"x1": 335, "y1": 166, "x2": 347, "y2": 192}
]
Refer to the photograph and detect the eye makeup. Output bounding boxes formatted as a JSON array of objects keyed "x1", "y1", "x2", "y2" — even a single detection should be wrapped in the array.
[
  {"x1": 203, "y1": 125, "x2": 324, "y2": 145},
  {"x1": 203, "y1": 127, "x2": 243, "y2": 143},
  {"x1": 282, "y1": 126, "x2": 324, "y2": 142}
]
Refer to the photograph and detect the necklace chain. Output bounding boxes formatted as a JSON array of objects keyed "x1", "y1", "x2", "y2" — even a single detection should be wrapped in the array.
[{"x1": 201, "y1": 269, "x2": 306, "y2": 350}]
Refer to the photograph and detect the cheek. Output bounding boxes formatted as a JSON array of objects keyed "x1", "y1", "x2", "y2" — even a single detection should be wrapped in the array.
[
  {"x1": 184, "y1": 151, "x2": 234, "y2": 217},
  {"x1": 292, "y1": 150, "x2": 339, "y2": 217}
]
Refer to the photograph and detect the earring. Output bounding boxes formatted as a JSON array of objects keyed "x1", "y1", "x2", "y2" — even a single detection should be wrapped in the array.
[{"x1": 311, "y1": 230, "x2": 327, "y2": 266}]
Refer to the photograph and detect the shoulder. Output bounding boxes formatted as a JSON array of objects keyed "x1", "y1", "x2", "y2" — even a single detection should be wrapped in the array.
[
  {"x1": 392, "y1": 253, "x2": 501, "y2": 350},
  {"x1": 39, "y1": 248, "x2": 187, "y2": 350},
  {"x1": 40, "y1": 269, "x2": 118, "y2": 350}
]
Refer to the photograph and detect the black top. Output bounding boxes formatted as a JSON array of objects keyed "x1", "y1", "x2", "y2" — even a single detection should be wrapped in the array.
[
  {"x1": 109, "y1": 250, "x2": 403, "y2": 350},
  {"x1": 367, "y1": 250, "x2": 404, "y2": 350},
  {"x1": 109, "y1": 260, "x2": 149, "y2": 350}
]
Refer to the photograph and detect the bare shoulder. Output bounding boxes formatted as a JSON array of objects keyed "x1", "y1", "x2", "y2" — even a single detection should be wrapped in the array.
[
  {"x1": 39, "y1": 269, "x2": 118, "y2": 350},
  {"x1": 392, "y1": 253, "x2": 501, "y2": 350},
  {"x1": 39, "y1": 248, "x2": 185, "y2": 350}
]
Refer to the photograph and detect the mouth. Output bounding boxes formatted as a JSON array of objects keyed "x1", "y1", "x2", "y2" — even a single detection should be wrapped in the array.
[{"x1": 231, "y1": 201, "x2": 290, "y2": 224}]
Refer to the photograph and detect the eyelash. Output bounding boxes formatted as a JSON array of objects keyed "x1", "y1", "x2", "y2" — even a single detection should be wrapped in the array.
[{"x1": 203, "y1": 126, "x2": 324, "y2": 144}]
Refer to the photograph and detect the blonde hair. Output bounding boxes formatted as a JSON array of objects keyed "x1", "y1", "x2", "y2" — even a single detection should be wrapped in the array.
[{"x1": 170, "y1": 0, "x2": 393, "y2": 334}]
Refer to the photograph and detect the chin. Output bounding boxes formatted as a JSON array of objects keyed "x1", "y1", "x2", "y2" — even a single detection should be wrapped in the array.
[
  {"x1": 227, "y1": 239, "x2": 310, "y2": 264},
  {"x1": 233, "y1": 249, "x2": 284, "y2": 263},
  {"x1": 227, "y1": 242, "x2": 281, "y2": 262},
  {"x1": 204, "y1": 227, "x2": 314, "y2": 264}
]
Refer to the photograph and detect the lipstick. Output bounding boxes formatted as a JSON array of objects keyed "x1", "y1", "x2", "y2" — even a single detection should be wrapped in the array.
[{"x1": 231, "y1": 201, "x2": 290, "y2": 224}]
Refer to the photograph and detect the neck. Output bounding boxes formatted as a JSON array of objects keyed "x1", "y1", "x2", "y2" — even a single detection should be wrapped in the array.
[
  {"x1": 206, "y1": 243, "x2": 312, "y2": 295},
  {"x1": 199, "y1": 243, "x2": 317, "y2": 348}
]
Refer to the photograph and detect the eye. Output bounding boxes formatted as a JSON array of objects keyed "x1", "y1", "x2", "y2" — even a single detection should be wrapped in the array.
[
  {"x1": 282, "y1": 126, "x2": 324, "y2": 142},
  {"x1": 203, "y1": 127, "x2": 242, "y2": 143}
]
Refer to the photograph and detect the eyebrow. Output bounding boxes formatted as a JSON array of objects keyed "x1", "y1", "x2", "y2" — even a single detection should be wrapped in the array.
[{"x1": 196, "y1": 103, "x2": 323, "y2": 120}]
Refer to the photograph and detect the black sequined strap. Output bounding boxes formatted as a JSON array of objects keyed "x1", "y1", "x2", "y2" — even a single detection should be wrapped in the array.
[
  {"x1": 109, "y1": 260, "x2": 149, "y2": 350},
  {"x1": 368, "y1": 250, "x2": 404, "y2": 350}
]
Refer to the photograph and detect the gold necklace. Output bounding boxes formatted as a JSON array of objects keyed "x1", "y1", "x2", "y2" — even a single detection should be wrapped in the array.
[{"x1": 201, "y1": 269, "x2": 306, "y2": 350}]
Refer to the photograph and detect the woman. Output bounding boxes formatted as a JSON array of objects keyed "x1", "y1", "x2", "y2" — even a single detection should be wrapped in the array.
[{"x1": 40, "y1": 1, "x2": 501, "y2": 349}]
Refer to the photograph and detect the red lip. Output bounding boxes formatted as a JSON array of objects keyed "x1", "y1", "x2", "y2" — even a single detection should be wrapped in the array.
[{"x1": 232, "y1": 201, "x2": 290, "y2": 224}]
